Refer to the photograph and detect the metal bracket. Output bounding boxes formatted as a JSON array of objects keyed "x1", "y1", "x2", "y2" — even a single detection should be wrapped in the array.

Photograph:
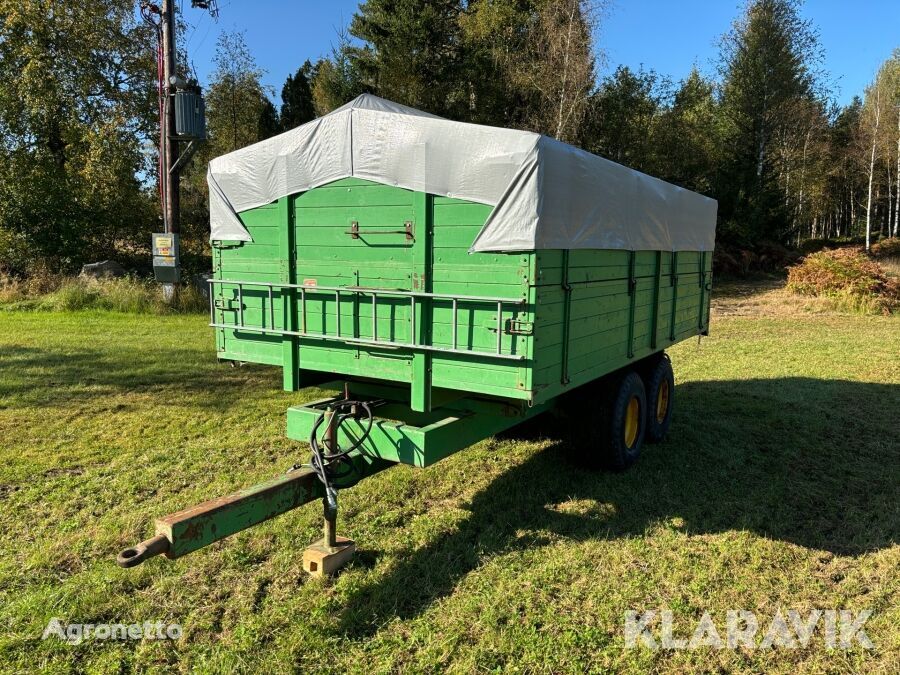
[
  {"x1": 561, "y1": 249, "x2": 572, "y2": 384},
  {"x1": 211, "y1": 240, "x2": 244, "y2": 250},
  {"x1": 168, "y1": 139, "x2": 198, "y2": 175},
  {"x1": 626, "y1": 251, "x2": 637, "y2": 358}
]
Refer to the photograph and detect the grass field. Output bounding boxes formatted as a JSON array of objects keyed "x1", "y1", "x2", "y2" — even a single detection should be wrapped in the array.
[{"x1": 0, "y1": 280, "x2": 897, "y2": 673}]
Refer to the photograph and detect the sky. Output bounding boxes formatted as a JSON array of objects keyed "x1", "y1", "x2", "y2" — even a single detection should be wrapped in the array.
[{"x1": 180, "y1": 0, "x2": 899, "y2": 107}]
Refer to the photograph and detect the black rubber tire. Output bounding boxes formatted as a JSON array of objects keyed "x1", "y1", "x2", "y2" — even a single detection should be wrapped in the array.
[
  {"x1": 600, "y1": 371, "x2": 647, "y2": 471},
  {"x1": 560, "y1": 371, "x2": 647, "y2": 471},
  {"x1": 644, "y1": 353, "x2": 674, "y2": 444}
]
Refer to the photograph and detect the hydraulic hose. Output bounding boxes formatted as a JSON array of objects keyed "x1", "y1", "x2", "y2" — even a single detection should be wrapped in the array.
[{"x1": 307, "y1": 400, "x2": 376, "y2": 504}]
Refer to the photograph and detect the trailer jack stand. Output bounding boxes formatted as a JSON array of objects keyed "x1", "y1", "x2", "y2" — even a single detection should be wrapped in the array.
[{"x1": 303, "y1": 491, "x2": 355, "y2": 576}]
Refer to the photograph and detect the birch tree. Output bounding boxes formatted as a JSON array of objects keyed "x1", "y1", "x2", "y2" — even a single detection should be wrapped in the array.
[
  {"x1": 205, "y1": 31, "x2": 275, "y2": 156},
  {"x1": 861, "y1": 54, "x2": 900, "y2": 249},
  {"x1": 460, "y1": 0, "x2": 602, "y2": 140},
  {"x1": 179, "y1": 31, "x2": 278, "y2": 245},
  {"x1": 895, "y1": 104, "x2": 900, "y2": 236},
  {"x1": 508, "y1": 0, "x2": 602, "y2": 143},
  {"x1": 863, "y1": 87, "x2": 879, "y2": 251}
]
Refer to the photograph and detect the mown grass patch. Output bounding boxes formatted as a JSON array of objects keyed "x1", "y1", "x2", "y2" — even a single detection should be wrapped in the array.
[{"x1": 0, "y1": 284, "x2": 897, "y2": 672}]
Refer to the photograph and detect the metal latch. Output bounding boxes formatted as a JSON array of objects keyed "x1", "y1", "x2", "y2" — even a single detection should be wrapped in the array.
[
  {"x1": 506, "y1": 319, "x2": 534, "y2": 336},
  {"x1": 214, "y1": 298, "x2": 238, "y2": 311}
]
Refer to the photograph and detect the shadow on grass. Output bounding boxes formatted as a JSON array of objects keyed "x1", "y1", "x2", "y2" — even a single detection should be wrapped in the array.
[
  {"x1": 336, "y1": 377, "x2": 899, "y2": 637},
  {"x1": 0, "y1": 344, "x2": 279, "y2": 410}
]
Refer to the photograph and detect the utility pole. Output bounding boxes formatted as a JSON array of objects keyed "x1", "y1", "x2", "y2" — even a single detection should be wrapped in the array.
[
  {"x1": 161, "y1": 0, "x2": 179, "y2": 236},
  {"x1": 144, "y1": 1, "x2": 214, "y2": 296}
]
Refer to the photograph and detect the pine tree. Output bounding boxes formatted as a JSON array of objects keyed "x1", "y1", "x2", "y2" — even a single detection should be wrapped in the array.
[
  {"x1": 258, "y1": 98, "x2": 281, "y2": 139},
  {"x1": 584, "y1": 66, "x2": 663, "y2": 171},
  {"x1": 348, "y1": 0, "x2": 465, "y2": 116},
  {"x1": 310, "y1": 30, "x2": 366, "y2": 115},
  {"x1": 280, "y1": 61, "x2": 317, "y2": 130},
  {"x1": 653, "y1": 68, "x2": 722, "y2": 194},
  {"x1": 718, "y1": 0, "x2": 825, "y2": 245}
]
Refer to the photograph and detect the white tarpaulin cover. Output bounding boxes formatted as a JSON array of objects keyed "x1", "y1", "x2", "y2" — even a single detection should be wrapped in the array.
[{"x1": 208, "y1": 94, "x2": 717, "y2": 252}]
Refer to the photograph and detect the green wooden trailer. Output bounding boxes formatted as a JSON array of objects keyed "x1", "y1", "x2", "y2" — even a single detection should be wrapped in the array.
[{"x1": 118, "y1": 96, "x2": 716, "y2": 573}]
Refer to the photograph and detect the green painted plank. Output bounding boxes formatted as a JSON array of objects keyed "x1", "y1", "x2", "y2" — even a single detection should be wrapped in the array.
[
  {"x1": 294, "y1": 184, "x2": 414, "y2": 209},
  {"x1": 432, "y1": 204, "x2": 493, "y2": 227},
  {"x1": 294, "y1": 205, "x2": 416, "y2": 229}
]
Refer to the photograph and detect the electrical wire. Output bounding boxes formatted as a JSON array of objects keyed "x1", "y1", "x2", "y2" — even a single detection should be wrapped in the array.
[{"x1": 139, "y1": 3, "x2": 166, "y2": 221}]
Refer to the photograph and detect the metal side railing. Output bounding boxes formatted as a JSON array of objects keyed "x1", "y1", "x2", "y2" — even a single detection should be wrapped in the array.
[{"x1": 208, "y1": 279, "x2": 527, "y2": 361}]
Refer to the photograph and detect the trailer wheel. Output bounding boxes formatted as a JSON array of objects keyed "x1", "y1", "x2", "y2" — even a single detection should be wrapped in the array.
[
  {"x1": 644, "y1": 354, "x2": 674, "y2": 443},
  {"x1": 600, "y1": 371, "x2": 647, "y2": 471}
]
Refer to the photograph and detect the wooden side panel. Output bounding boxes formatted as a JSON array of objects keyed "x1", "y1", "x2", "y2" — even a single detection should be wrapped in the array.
[
  {"x1": 213, "y1": 201, "x2": 285, "y2": 366},
  {"x1": 531, "y1": 249, "x2": 712, "y2": 404},
  {"x1": 429, "y1": 196, "x2": 531, "y2": 400}
]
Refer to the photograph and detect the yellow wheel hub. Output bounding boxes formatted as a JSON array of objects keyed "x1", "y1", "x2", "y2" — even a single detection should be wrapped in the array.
[
  {"x1": 656, "y1": 379, "x2": 670, "y2": 424},
  {"x1": 624, "y1": 396, "x2": 640, "y2": 448}
]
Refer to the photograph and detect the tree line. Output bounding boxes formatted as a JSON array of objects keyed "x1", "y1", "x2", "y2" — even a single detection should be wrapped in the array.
[{"x1": 0, "y1": 0, "x2": 898, "y2": 274}]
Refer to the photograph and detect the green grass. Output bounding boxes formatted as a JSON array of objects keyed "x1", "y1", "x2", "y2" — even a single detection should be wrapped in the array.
[{"x1": 0, "y1": 287, "x2": 898, "y2": 673}]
